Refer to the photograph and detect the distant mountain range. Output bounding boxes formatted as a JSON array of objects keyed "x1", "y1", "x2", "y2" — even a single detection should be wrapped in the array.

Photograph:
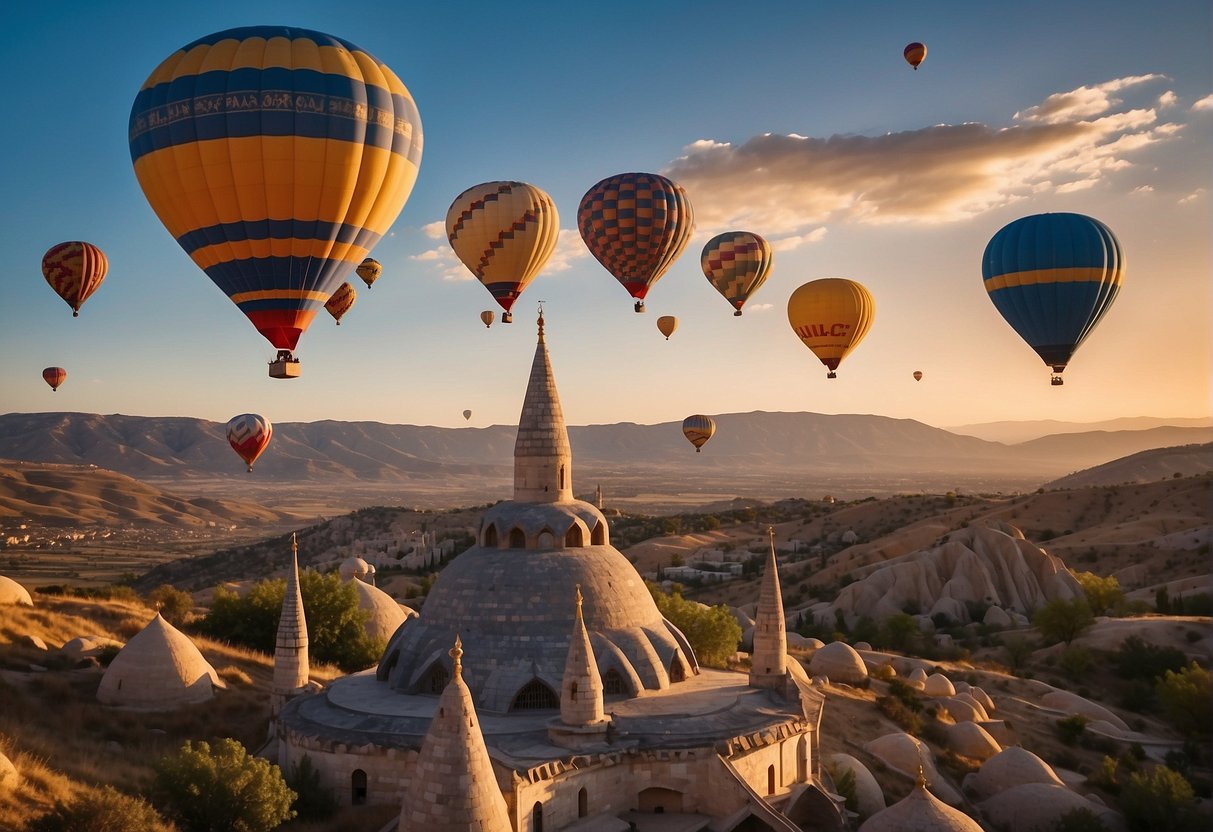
[
  {"x1": 946, "y1": 416, "x2": 1213, "y2": 444},
  {"x1": 1, "y1": 412, "x2": 1209, "y2": 511}
]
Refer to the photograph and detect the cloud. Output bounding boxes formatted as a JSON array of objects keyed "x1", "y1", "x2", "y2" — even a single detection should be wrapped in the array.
[
  {"x1": 664, "y1": 75, "x2": 1178, "y2": 235},
  {"x1": 771, "y1": 228, "x2": 827, "y2": 252},
  {"x1": 1192, "y1": 94, "x2": 1213, "y2": 112},
  {"x1": 410, "y1": 229, "x2": 587, "y2": 281},
  {"x1": 1179, "y1": 188, "x2": 1206, "y2": 205},
  {"x1": 1157, "y1": 90, "x2": 1178, "y2": 109},
  {"x1": 1131, "y1": 185, "x2": 1154, "y2": 194},
  {"x1": 745, "y1": 303, "x2": 774, "y2": 313},
  {"x1": 421, "y1": 221, "x2": 447, "y2": 240}
]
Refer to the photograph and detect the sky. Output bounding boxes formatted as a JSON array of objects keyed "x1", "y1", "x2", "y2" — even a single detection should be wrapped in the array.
[{"x1": 1, "y1": 0, "x2": 1209, "y2": 432}]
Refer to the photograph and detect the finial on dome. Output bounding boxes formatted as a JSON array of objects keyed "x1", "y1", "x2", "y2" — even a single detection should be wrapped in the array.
[
  {"x1": 575, "y1": 584, "x2": 583, "y2": 614},
  {"x1": 450, "y1": 634, "x2": 463, "y2": 677},
  {"x1": 537, "y1": 300, "x2": 546, "y2": 342},
  {"x1": 291, "y1": 532, "x2": 297, "y2": 557},
  {"x1": 915, "y1": 764, "x2": 928, "y2": 789}
]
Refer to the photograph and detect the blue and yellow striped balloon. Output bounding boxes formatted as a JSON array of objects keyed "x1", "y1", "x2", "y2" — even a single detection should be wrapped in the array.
[
  {"x1": 982, "y1": 213, "x2": 1123, "y2": 380},
  {"x1": 129, "y1": 26, "x2": 423, "y2": 354}
]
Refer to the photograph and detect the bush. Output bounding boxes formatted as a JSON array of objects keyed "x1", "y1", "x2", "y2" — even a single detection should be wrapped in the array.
[
  {"x1": 27, "y1": 786, "x2": 174, "y2": 832},
  {"x1": 287, "y1": 755, "x2": 338, "y2": 822},
  {"x1": 1056, "y1": 715, "x2": 1089, "y2": 745},
  {"x1": 825, "y1": 763, "x2": 858, "y2": 813},
  {"x1": 1033, "y1": 598, "x2": 1094, "y2": 646},
  {"x1": 876, "y1": 695, "x2": 922, "y2": 735},
  {"x1": 148, "y1": 584, "x2": 194, "y2": 625},
  {"x1": 1118, "y1": 765, "x2": 1203, "y2": 832},
  {"x1": 1114, "y1": 636, "x2": 1188, "y2": 681},
  {"x1": 1156, "y1": 663, "x2": 1212, "y2": 734},
  {"x1": 1053, "y1": 807, "x2": 1108, "y2": 832},
  {"x1": 1074, "y1": 571, "x2": 1125, "y2": 616},
  {"x1": 647, "y1": 582, "x2": 741, "y2": 668},
  {"x1": 886, "y1": 678, "x2": 923, "y2": 711},
  {"x1": 1059, "y1": 645, "x2": 1095, "y2": 675},
  {"x1": 153, "y1": 738, "x2": 296, "y2": 832}
]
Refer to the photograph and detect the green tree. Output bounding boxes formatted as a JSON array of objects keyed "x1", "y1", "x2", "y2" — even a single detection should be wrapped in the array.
[
  {"x1": 1156, "y1": 663, "x2": 1212, "y2": 734},
  {"x1": 1001, "y1": 635, "x2": 1034, "y2": 674},
  {"x1": 286, "y1": 755, "x2": 338, "y2": 822},
  {"x1": 647, "y1": 582, "x2": 741, "y2": 668},
  {"x1": 877, "y1": 613, "x2": 920, "y2": 654},
  {"x1": 153, "y1": 739, "x2": 296, "y2": 832},
  {"x1": 1033, "y1": 598, "x2": 1095, "y2": 646},
  {"x1": 1073, "y1": 571, "x2": 1125, "y2": 616},
  {"x1": 28, "y1": 786, "x2": 174, "y2": 832},
  {"x1": 1118, "y1": 765, "x2": 1203, "y2": 832},
  {"x1": 148, "y1": 584, "x2": 195, "y2": 625}
]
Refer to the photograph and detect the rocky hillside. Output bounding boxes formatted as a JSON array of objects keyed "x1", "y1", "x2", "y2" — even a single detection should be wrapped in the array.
[{"x1": 1044, "y1": 442, "x2": 1213, "y2": 488}]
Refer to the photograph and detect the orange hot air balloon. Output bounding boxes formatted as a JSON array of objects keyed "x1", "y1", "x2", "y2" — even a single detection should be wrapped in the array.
[
  {"x1": 578, "y1": 172, "x2": 694, "y2": 312},
  {"x1": 226, "y1": 413, "x2": 273, "y2": 473},
  {"x1": 682, "y1": 414, "x2": 716, "y2": 453},
  {"x1": 42, "y1": 367, "x2": 67, "y2": 391},
  {"x1": 324, "y1": 282, "x2": 357, "y2": 325},
  {"x1": 913, "y1": 370, "x2": 923, "y2": 381},
  {"x1": 42, "y1": 242, "x2": 108, "y2": 317},
  {"x1": 904, "y1": 42, "x2": 927, "y2": 70},
  {"x1": 787, "y1": 278, "x2": 876, "y2": 378},
  {"x1": 657, "y1": 315, "x2": 679, "y2": 340},
  {"x1": 480, "y1": 310, "x2": 495, "y2": 328},
  {"x1": 356, "y1": 258, "x2": 383, "y2": 289}
]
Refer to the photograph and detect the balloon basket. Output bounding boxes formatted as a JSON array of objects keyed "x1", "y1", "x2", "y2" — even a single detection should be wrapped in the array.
[
  {"x1": 502, "y1": 312, "x2": 513, "y2": 324},
  {"x1": 827, "y1": 371, "x2": 837, "y2": 379},
  {"x1": 1050, "y1": 375, "x2": 1064, "y2": 386},
  {"x1": 734, "y1": 310, "x2": 743, "y2": 317},
  {"x1": 269, "y1": 357, "x2": 301, "y2": 379}
]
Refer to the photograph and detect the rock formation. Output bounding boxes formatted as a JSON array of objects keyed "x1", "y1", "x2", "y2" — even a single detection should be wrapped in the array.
[
  {"x1": 0, "y1": 575, "x2": 32, "y2": 606},
  {"x1": 808, "y1": 641, "x2": 868, "y2": 684}
]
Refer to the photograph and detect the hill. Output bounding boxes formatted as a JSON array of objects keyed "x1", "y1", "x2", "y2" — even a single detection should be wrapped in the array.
[
  {"x1": 946, "y1": 416, "x2": 1212, "y2": 444},
  {"x1": 1044, "y1": 442, "x2": 1213, "y2": 488}
]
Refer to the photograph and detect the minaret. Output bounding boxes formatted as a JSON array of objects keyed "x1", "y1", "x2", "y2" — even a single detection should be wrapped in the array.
[
  {"x1": 513, "y1": 312, "x2": 573, "y2": 503},
  {"x1": 399, "y1": 636, "x2": 512, "y2": 832},
  {"x1": 270, "y1": 535, "x2": 310, "y2": 754},
  {"x1": 749, "y1": 527, "x2": 788, "y2": 689},
  {"x1": 595, "y1": 483, "x2": 603, "y2": 509},
  {"x1": 561, "y1": 586, "x2": 605, "y2": 726}
]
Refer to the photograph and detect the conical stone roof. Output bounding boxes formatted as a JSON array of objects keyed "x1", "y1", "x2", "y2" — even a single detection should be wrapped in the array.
[{"x1": 98, "y1": 614, "x2": 224, "y2": 709}]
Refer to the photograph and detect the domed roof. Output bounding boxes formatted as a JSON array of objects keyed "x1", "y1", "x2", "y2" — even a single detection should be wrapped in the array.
[
  {"x1": 0, "y1": 575, "x2": 32, "y2": 606},
  {"x1": 981, "y1": 783, "x2": 1113, "y2": 831},
  {"x1": 944, "y1": 721, "x2": 1001, "y2": 760},
  {"x1": 964, "y1": 746, "x2": 1063, "y2": 800},
  {"x1": 808, "y1": 641, "x2": 868, "y2": 683},
  {"x1": 859, "y1": 775, "x2": 982, "y2": 832},
  {"x1": 352, "y1": 579, "x2": 416, "y2": 642},
  {"x1": 923, "y1": 673, "x2": 955, "y2": 697},
  {"x1": 98, "y1": 614, "x2": 225, "y2": 709},
  {"x1": 339, "y1": 556, "x2": 371, "y2": 581}
]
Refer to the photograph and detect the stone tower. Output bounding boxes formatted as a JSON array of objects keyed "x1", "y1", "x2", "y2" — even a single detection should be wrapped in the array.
[
  {"x1": 595, "y1": 483, "x2": 603, "y2": 509},
  {"x1": 551, "y1": 585, "x2": 609, "y2": 747},
  {"x1": 749, "y1": 528, "x2": 788, "y2": 689},
  {"x1": 398, "y1": 636, "x2": 511, "y2": 832},
  {"x1": 270, "y1": 535, "x2": 310, "y2": 758},
  {"x1": 513, "y1": 313, "x2": 573, "y2": 503}
]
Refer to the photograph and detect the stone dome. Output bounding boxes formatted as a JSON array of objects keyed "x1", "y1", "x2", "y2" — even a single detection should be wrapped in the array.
[
  {"x1": 352, "y1": 578, "x2": 416, "y2": 642},
  {"x1": 922, "y1": 673, "x2": 955, "y2": 697},
  {"x1": 964, "y1": 746, "x2": 1064, "y2": 800},
  {"x1": 826, "y1": 753, "x2": 885, "y2": 819},
  {"x1": 943, "y1": 721, "x2": 1001, "y2": 761},
  {"x1": 808, "y1": 641, "x2": 868, "y2": 684},
  {"x1": 858, "y1": 777, "x2": 982, "y2": 832},
  {"x1": 98, "y1": 614, "x2": 225, "y2": 709},
  {"x1": 339, "y1": 556, "x2": 371, "y2": 582},
  {"x1": 0, "y1": 575, "x2": 32, "y2": 606},
  {"x1": 981, "y1": 783, "x2": 1118, "y2": 832}
]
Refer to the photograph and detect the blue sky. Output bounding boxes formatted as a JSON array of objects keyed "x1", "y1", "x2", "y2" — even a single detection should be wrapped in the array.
[{"x1": 1, "y1": 0, "x2": 1209, "y2": 431}]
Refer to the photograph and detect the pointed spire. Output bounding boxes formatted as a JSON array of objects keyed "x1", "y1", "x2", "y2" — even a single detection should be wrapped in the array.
[
  {"x1": 749, "y1": 527, "x2": 788, "y2": 689},
  {"x1": 399, "y1": 636, "x2": 511, "y2": 832},
  {"x1": 561, "y1": 585, "x2": 605, "y2": 727},
  {"x1": 513, "y1": 310, "x2": 573, "y2": 503},
  {"x1": 273, "y1": 533, "x2": 310, "y2": 700}
]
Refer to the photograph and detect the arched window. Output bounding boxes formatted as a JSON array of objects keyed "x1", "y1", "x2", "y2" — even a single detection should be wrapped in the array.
[
  {"x1": 797, "y1": 735, "x2": 808, "y2": 781},
  {"x1": 352, "y1": 769, "x2": 367, "y2": 805},
  {"x1": 669, "y1": 655, "x2": 686, "y2": 683},
  {"x1": 565, "y1": 524, "x2": 584, "y2": 547},
  {"x1": 423, "y1": 662, "x2": 449, "y2": 694},
  {"x1": 570, "y1": 681, "x2": 578, "y2": 701},
  {"x1": 559, "y1": 466, "x2": 565, "y2": 490},
  {"x1": 767, "y1": 764, "x2": 776, "y2": 795},
  {"x1": 590, "y1": 522, "x2": 606, "y2": 545},
  {"x1": 509, "y1": 527, "x2": 526, "y2": 548},
  {"x1": 578, "y1": 787, "x2": 588, "y2": 818},
  {"x1": 537, "y1": 529, "x2": 554, "y2": 549},
  {"x1": 510, "y1": 679, "x2": 559, "y2": 711},
  {"x1": 602, "y1": 668, "x2": 626, "y2": 696},
  {"x1": 531, "y1": 801, "x2": 544, "y2": 832},
  {"x1": 484, "y1": 523, "x2": 498, "y2": 547}
]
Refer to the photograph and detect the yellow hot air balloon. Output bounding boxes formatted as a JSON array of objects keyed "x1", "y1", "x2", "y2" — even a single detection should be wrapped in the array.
[
  {"x1": 701, "y1": 231, "x2": 773, "y2": 315},
  {"x1": 324, "y1": 282, "x2": 357, "y2": 325},
  {"x1": 787, "y1": 278, "x2": 876, "y2": 378},
  {"x1": 447, "y1": 182, "x2": 559, "y2": 324},
  {"x1": 480, "y1": 310, "x2": 495, "y2": 328},
  {"x1": 657, "y1": 315, "x2": 678, "y2": 340},
  {"x1": 356, "y1": 258, "x2": 383, "y2": 289},
  {"x1": 682, "y1": 414, "x2": 716, "y2": 453}
]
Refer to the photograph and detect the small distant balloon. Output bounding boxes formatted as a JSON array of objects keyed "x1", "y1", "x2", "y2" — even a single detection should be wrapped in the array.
[
  {"x1": 463, "y1": 409, "x2": 472, "y2": 421},
  {"x1": 42, "y1": 367, "x2": 67, "y2": 392},
  {"x1": 226, "y1": 413, "x2": 273, "y2": 473},
  {"x1": 356, "y1": 258, "x2": 383, "y2": 289},
  {"x1": 324, "y1": 282, "x2": 357, "y2": 325},
  {"x1": 682, "y1": 414, "x2": 716, "y2": 453},
  {"x1": 913, "y1": 370, "x2": 923, "y2": 382},
  {"x1": 701, "y1": 231, "x2": 773, "y2": 315},
  {"x1": 480, "y1": 310, "x2": 495, "y2": 328},
  {"x1": 657, "y1": 315, "x2": 679, "y2": 340},
  {"x1": 904, "y1": 42, "x2": 927, "y2": 70},
  {"x1": 42, "y1": 241, "x2": 108, "y2": 317},
  {"x1": 786, "y1": 278, "x2": 876, "y2": 378}
]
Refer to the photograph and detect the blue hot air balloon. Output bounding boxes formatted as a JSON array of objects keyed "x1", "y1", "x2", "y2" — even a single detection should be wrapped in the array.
[{"x1": 982, "y1": 213, "x2": 1124, "y2": 385}]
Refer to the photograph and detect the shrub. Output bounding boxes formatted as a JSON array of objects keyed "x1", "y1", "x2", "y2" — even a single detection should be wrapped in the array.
[
  {"x1": 825, "y1": 763, "x2": 858, "y2": 813},
  {"x1": 287, "y1": 755, "x2": 338, "y2": 822},
  {"x1": 148, "y1": 584, "x2": 194, "y2": 625},
  {"x1": 885, "y1": 678, "x2": 923, "y2": 711},
  {"x1": 1118, "y1": 765, "x2": 1203, "y2": 832},
  {"x1": 153, "y1": 738, "x2": 296, "y2": 832},
  {"x1": 1114, "y1": 636, "x2": 1188, "y2": 681},
  {"x1": 647, "y1": 582, "x2": 741, "y2": 668},
  {"x1": 1053, "y1": 807, "x2": 1108, "y2": 832},
  {"x1": 876, "y1": 695, "x2": 922, "y2": 735},
  {"x1": 27, "y1": 786, "x2": 173, "y2": 832},
  {"x1": 1056, "y1": 715, "x2": 1089, "y2": 745},
  {"x1": 1074, "y1": 571, "x2": 1125, "y2": 616},
  {"x1": 1033, "y1": 598, "x2": 1095, "y2": 646},
  {"x1": 1156, "y1": 663, "x2": 1212, "y2": 734},
  {"x1": 1059, "y1": 645, "x2": 1095, "y2": 676}
]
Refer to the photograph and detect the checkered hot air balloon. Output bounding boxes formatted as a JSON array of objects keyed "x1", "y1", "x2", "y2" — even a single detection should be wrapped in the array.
[
  {"x1": 129, "y1": 27, "x2": 422, "y2": 376},
  {"x1": 42, "y1": 242, "x2": 107, "y2": 317},
  {"x1": 701, "y1": 231, "x2": 773, "y2": 316},
  {"x1": 226, "y1": 414, "x2": 273, "y2": 473},
  {"x1": 578, "y1": 173, "x2": 694, "y2": 313}
]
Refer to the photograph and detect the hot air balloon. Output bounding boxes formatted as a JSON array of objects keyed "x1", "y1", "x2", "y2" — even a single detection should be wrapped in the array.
[
  {"x1": 356, "y1": 258, "x2": 383, "y2": 289},
  {"x1": 913, "y1": 370, "x2": 923, "y2": 382},
  {"x1": 787, "y1": 278, "x2": 876, "y2": 378},
  {"x1": 480, "y1": 310, "x2": 495, "y2": 328},
  {"x1": 904, "y1": 42, "x2": 927, "y2": 70},
  {"x1": 42, "y1": 242, "x2": 107, "y2": 317},
  {"x1": 226, "y1": 413, "x2": 273, "y2": 473},
  {"x1": 982, "y1": 213, "x2": 1124, "y2": 386},
  {"x1": 657, "y1": 315, "x2": 678, "y2": 340},
  {"x1": 447, "y1": 182, "x2": 559, "y2": 324},
  {"x1": 42, "y1": 367, "x2": 67, "y2": 392},
  {"x1": 463, "y1": 409, "x2": 472, "y2": 421},
  {"x1": 128, "y1": 27, "x2": 423, "y2": 378},
  {"x1": 324, "y1": 282, "x2": 357, "y2": 325},
  {"x1": 682, "y1": 414, "x2": 716, "y2": 453},
  {"x1": 701, "y1": 231, "x2": 773, "y2": 316},
  {"x1": 578, "y1": 172, "x2": 694, "y2": 312}
]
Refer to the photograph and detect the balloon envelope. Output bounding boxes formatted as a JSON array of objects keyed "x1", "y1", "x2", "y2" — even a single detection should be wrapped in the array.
[
  {"x1": 787, "y1": 278, "x2": 876, "y2": 377},
  {"x1": 657, "y1": 315, "x2": 678, "y2": 340},
  {"x1": 982, "y1": 212, "x2": 1124, "y2": 378},
  {"x1": 42, "y1": 367, "x2": 67, "y2": 391},
  {"x1": 913, "y1": 370, "x2": 923, "y2": 381},
  {"x1": 904, "y1": 42, "x2": 927, "y2": 69},
  {"x1": 324, "y1": 282, "x2": 357, "y2": 324},
  {"x1": 701, "y1": 231, "x2": 773, "y2": 315},
  {"x1": 480, "y1": 310, "x2": 495, "y2": 328},
  {"x1": 447, "y1": 181, "x2": 559, "y2": 314},
  {"x1": 129, "y1": 27, "x2": 423, "y2": 354},
  {"x1": 356, "y1": 258, "x2": 383, "y2": 288},
  {"x1": 682, "y1": 414, "x2": 716, "y2": 453},
  {"x1": 42, "y1": 241, "x2": 107, "y2": 316},
  {"x1": 463, "y1": 410, "x2": 472, "y2": 421},
  {"x1": 226, "y1": 413, "x2": 273, "y2": 472},
  {"x1": 578, "y1": 172, "x2": 694, "y2": 308}
]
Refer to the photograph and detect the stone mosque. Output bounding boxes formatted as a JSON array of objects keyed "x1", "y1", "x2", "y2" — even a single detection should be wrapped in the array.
[{"x1": 270, "y1": 315, "x2": 842, "y2": 831}]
